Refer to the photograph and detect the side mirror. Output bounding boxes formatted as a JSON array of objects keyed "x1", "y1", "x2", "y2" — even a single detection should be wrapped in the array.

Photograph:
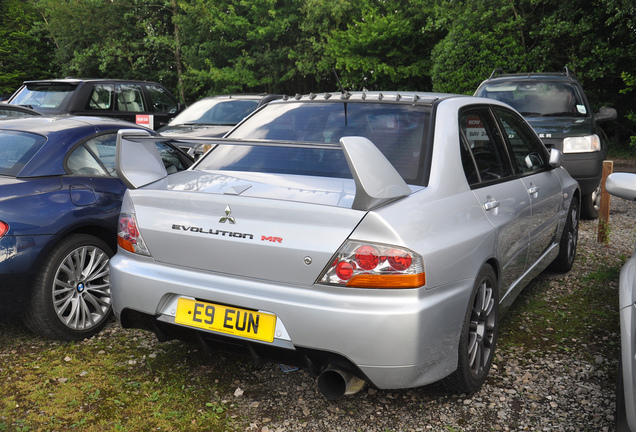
[
  {"x1": 594, "y1": 107, "x2": 617, "y2": 123},
  {"x1": 605, "y1": 172, "x2": 636, "y2": 201},
  {"x1": 548, "y1": 148, "x2": 562, "y2": 167}
]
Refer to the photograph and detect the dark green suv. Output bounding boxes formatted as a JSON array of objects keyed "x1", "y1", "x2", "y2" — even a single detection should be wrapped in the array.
[{"x1": 475, "y1": 68, "x2": 617, "y2": 219}]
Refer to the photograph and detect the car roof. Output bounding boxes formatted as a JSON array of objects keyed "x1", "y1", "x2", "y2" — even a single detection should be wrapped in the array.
[
  {"x1": 0, "y1": 116, "x2": 154, "y2": 178},
  {"x1": 21, "y1": 78, "x2": 163, "y2": 86},
  {"x1": 268, "y1": 91, "x2": 460, "y2": 106},
  {"x1": 0, "y1": 115, "x2": 150, "y2": 135},
  {"x1": 481, "y1": 68, "x2": 581, "y2": 84}
]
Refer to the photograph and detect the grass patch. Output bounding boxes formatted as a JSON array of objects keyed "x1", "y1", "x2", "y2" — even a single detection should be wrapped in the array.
[
  {"x1": 0, "y1": 324, "x2": 239, "y2": 432},
  {"x1": 498, "y1": 259, "x2": 622, "y2": 369}
]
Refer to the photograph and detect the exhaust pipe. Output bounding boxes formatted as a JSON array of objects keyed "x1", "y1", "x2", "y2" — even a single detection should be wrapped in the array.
[{"x1": 317, "y1": 366, "x2": 365, "y2": 400}]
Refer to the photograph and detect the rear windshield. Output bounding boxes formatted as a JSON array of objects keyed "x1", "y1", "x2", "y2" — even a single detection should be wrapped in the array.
[
  {"x1": 10, "y1": 83, "x2": 77, "y2": 111},
  {"x1": 199, "y1": 101, "x2": 431, "y2": 183},
  {"x1": 169, "y1": 98, "x2": 260, "y2": 126},
  {"x1": 476, "y1": 81, "x2": 588, "y2": 117},
  {"x1": 0, "y1": 130, "x2": 47, "y2": 176}
]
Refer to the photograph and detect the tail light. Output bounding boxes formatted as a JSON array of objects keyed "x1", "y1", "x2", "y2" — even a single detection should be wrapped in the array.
[
  {"x1": 0, "y1": 221, "x2": 8, "y2": 238},
  {"x1": 318, "y1": 240, "x2": 425, "y2": 288},
  {"x1": 117, "y1": 213, "x2": 150, "y2": 256}
]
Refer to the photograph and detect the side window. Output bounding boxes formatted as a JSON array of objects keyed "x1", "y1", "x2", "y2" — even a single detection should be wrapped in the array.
[
  {"x1": 459, "y1": 108, "x2": 513, "y2": 185},
  {"x1": 155, "y1": 142, "x2": 188, "y2": 174},
  {"x1": 495, "y1": 108, "x2": 548, "y2": 173},
  {"x1": 86, "y1": 84, "x2": 114, "y2": 110},
  {"x1": 67, "y1": 144, "x2": 109, "y2": 176},
  {"x1": 84, "y1": 133, "x2": 118, "y2": 176},
  {"x1": 117, "y1": 84, "x2": 145, "y2": 112},
  {"x1": 146, "y1": 85, "x2": 178, "y2": 114}
]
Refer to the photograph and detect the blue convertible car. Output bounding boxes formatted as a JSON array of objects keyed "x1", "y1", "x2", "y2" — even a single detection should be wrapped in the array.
[{"x1": 0, "y1": 116, "x2": 192, "y2": 340}]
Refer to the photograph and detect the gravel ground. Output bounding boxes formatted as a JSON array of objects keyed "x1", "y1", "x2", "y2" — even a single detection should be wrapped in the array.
[
  {"x1": 205, "y1": 178, "x2": 636, "y2": 432},
  {"x1": 3, "y1": 163, "x2": 635, "y2": 432}
]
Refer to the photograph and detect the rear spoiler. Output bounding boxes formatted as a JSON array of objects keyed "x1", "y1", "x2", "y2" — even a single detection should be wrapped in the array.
[{"x1": 115, "y1": 131, "x2": 411, "y2": 211}]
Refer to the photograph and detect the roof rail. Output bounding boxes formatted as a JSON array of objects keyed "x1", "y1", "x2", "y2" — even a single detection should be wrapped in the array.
[
  {"x1": 489, "y1": 68, "x2": 504, "y2": 80},
  {"x1": 564, "y1": 66, "x2": 571, "y2": 77}
]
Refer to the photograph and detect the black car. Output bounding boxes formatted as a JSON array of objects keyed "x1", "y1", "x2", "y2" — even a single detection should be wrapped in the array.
[
  {"x1": 7, "y1": 78, "x2": 184, "y2": 130},
  {"x1": 0, "y1": 102, "x2": 42, "y2": 119},
  {"x1": 474, "y1": 68, "x2": 617, "y2": 219}
]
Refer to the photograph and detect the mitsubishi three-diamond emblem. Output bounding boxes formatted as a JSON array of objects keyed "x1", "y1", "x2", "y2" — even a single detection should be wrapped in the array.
[{"x1": 219, "y1": 205, "x2": 236, "y2": 224}]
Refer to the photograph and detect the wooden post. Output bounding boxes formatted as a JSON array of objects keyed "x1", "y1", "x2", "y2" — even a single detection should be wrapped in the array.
[{"x1": 597, "y1": 160, "x2": 614, "y2": 243}]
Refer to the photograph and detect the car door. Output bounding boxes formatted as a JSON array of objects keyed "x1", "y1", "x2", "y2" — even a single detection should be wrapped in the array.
[
  {"x1": 494, "y1": 107, "x2": 563, "y2": 266},
  {"x1": 459, "y1": 107, "x2": 532, "y2": 296},
  {"x1": 143, "y1": 84, "x2": 181, "y2": 129}
]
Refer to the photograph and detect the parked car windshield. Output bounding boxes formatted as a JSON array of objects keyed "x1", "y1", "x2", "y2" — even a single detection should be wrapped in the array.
[
  {"x1": 10, "y1": 83, "x2": 77, "y2": 110},
  {"x1": 199, "y1": 101, "x2": 431, "y2": 183},
  {"x1": 169, "y1": 98, "x2": 260, "y2": 126},
  {"x1": 476, "y1": 81, "x2": 588, "y2": 117},
  {"x1": 0, "y1": 130, "x2": 47, "y2": 176}
]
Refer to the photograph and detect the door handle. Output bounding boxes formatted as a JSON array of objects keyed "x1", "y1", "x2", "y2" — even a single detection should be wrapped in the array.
[
  {"x1": 528, "y1": 185, "x2": 539, "y2": 197},
  {"x1": 483, "y1": 197, "x2": 500, "y2": 211}
]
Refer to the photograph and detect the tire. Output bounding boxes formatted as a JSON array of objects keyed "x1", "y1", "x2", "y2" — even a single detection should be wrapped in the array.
[
  {"x1": 581, "y1": 184, "x2": 601, "y2": 220},
  {"x1": 616, "y1": 356, "x2": 630, "y2": 431},
  {"x1": 550, "y1": 195, "x2": 579, "y2": 273},
  {"x1": 445, "y1": 264, "x2": 499, "y2": 394},
  {"x1": 24, "y1": 234, "x2": 113, "y2": 341}
]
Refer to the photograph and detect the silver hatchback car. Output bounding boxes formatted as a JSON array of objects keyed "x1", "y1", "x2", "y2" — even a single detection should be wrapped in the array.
[{"x1": 111, "y1": 92, "x2": 579, "y2": 399}]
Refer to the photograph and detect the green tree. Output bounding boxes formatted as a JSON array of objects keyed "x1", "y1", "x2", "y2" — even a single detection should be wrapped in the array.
[
  {"x1": 0, "y1": 0, "x2": 53, "y2": 95},
  {"x1": 177, "y1": 0, "x2": 302, "y2": 99},
  {"x1": 33, "y1": 0, "x2": 183, "y2": 100},
  {"x1": 298, "y1": 0, "x2": 441, "y2": 91}
]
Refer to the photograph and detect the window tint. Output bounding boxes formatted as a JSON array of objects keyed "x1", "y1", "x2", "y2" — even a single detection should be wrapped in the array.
[
  {"x1": 11, "y1": 84, "x2": 76, "y2": 110},
  {"x1": 86, "y1": 84, "x2": 114, "y2": 111},
  {"x1": 495, "y1": 108, "x2": 548, "y2": 173},
  {"x1": 477, "y1": 81, "x2": 587, "y2": 117},
  {"x1": 68, "y1": 133, "x2": 189, "y2": 177},
  {"x1": 147, "y1": 85, "x2": 178, "y2": 114},
  {"x1": 68, "y1": 134, "x2": 114, "y2": 176},
  {"x1": 0, "y1": 108, "x2": 34, "y2": 119},
  {"x1": 117, "y1": 85, "x2": 145, "y2": 112},
  {"x1": 67, "y1": 145, "x2": 109, "y2": 176},
  {"x1": 459, "y1": 108, "x2": 513, "y2": 185},
  {"x1": 0, "y1": 130, "x2": 47, "y2": 176},
  {"x1": 156, "y1": 142, "x2": 189, "y2": 174},
  {"x1": 222, "y1": 101, "x2": 430, "y2": 182}
]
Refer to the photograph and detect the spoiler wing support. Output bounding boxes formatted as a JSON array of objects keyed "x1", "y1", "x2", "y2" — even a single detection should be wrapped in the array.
[
  {"x1": 340, "y1": 136, "x2": 411, "y2": 211},
  {"x1": 115, "y1": 129, "x2": 167, "y2": 190}
]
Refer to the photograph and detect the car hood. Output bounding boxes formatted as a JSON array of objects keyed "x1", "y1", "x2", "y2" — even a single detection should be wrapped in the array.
[
  {"x1": 125, "y1": 170, "x2": 373, "y2": 285},
  {"x1": 524, "y1": 116, "x2": 595, "y2": 138},
  {"x1": 158, "y1": 124, "x2": 233, "y2": 138}
]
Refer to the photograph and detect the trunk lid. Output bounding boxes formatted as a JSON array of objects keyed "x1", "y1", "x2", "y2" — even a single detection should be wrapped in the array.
[{"x1": 130, "y1": 170, "x2": 367, "y2": 285}]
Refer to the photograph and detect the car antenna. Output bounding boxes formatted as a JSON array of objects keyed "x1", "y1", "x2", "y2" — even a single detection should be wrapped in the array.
[
  {"x1": 333, "y1": 68, "x2": 345, "y2": 94},
  {"x1": 332, "y1": 68, "x2": 350, "y2": 126}
]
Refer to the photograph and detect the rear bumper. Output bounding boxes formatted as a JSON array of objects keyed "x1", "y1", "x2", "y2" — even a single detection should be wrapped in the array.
[
  {"x1": 0, "y1": 235, "x2": 54, "y2": 319},
  {"x1": 110, "y1": 250, "x2": 474, "y2": 389}
]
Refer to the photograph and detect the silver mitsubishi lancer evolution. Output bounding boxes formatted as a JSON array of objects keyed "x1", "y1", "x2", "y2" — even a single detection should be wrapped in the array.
[{"x1": 111, "y1": 92, "x2": 580, "y2": 400}]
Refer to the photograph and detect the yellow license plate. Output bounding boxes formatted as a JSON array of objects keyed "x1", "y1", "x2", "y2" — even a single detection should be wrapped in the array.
[{"x1": 175, "y1": 298, "x2": 276, "y2": 343}]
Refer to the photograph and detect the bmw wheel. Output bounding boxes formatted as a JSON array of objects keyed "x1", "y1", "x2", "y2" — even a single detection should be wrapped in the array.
[
  {"x1": 445, "y1": 264, "x2": 499, "y2": 393},
  {"x1": 24, "y1": 234, "x2": 113, "y2": 340}
]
